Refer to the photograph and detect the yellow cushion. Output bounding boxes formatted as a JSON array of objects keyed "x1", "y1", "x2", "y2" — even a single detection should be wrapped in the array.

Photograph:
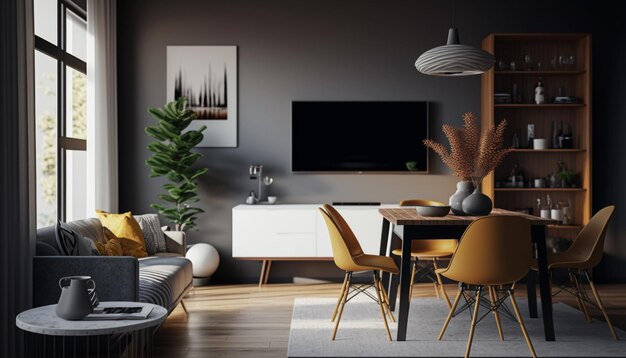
[
  {"x1": 96, "y1": 210, "x2": 148, "y2": 258},
  {"x1": 95, "y1": 228, "x2": 124, "y2": 256}
]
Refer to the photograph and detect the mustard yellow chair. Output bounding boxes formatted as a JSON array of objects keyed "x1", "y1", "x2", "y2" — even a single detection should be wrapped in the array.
[
  {"x1": 319, "y1": 204, "x2": 399, "y2": 341},
  {"x1": 391, "y1": 199, "x2": 456, "y2": 307},
  {"x1": 438, "y1": 216, "x2": 536, "y2": 358},
  {"x1": 531, "y1": 205, "x2": 618, "y2": 340}
]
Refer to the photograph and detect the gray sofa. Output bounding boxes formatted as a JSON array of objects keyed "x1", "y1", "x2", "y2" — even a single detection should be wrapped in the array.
[{"x1": 33, "y1": 217, "x2": 193, "y2": 313}]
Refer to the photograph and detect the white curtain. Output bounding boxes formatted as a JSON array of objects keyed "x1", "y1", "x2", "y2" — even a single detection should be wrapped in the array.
[{"x1": 87, "y1": 0, "x2": 118, "y2": 214}]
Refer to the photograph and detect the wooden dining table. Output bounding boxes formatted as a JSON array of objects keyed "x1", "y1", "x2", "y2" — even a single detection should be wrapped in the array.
[{"x1": 377, "y1": 208, "x2": 558, "y2": 342}]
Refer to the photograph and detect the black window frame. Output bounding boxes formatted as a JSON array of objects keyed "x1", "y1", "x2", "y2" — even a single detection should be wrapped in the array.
[{"x1": 34, "y1": 0, "x2": 87, "y2": 222}]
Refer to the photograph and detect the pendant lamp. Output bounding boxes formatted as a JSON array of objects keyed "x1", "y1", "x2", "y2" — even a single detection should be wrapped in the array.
[{"x1": 415, "y1": 0, "x2": 494, "y2": 76}]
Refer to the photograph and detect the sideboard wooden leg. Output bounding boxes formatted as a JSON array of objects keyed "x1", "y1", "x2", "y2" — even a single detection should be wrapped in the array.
[
  {"x1": 259, "y1": 260, "x2": 268, "y2": 287},
  {"x1": 264, "y1": 260, "x2": 272, "y2": 284}
]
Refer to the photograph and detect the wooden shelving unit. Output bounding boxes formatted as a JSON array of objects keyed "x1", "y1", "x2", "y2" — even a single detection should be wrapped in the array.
[
  {"x1": 510, "y1": 149, "x2": 585, "y2": 153},
  {"x1": 494, "y1": 104, "x2": 585, "y2": 108},
  {"x1": 494, "y1": 188, "x2": 586, "y2": 192},
  {"x1": 482, "y1": 33, "x2": 592, "y2": 239}
]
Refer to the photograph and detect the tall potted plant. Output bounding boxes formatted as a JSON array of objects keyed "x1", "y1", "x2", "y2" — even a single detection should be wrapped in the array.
[
  {"x1": 145, "y1": 97, "x2": 208, "y2": 230},
  {"x1": 424, "y1": 112, "x2": 512, "y2": 215}
]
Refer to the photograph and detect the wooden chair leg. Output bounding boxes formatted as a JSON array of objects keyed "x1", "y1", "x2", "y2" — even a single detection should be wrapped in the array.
[
  {"x1": 376, "y1": 273, "x2": 395, "y2": 322},
  {"x1": 409, "y1": 260, "x2": 417, "y2": 304},
  {"x1": 570, "y1": 270, "x2": 592, "y2": 322},
  {"x1": 465, "y1": 286, "x2": 482, "y2": 358},
  {"x1": 331, "y1": 272, "x2": 349, "y2": 322},
  {"x1": 433, "y1": 259, "x2": 451, "y2": 308},
  {"x1": 585, "y1": 271, "x2": 619, "y2": 340},
  {"x1": 332, "y1": 272, "x2": 351, "y2": 340},
  {"x1": 488, "y1": 286, "x2": 504, "y2": 341},
  {"x1": 430, "y1": 259, "x2": 440, "y2": 298},
  {"x1": 509, "y1": 289, "x2": 537, "y2": 358},
  {"x1": 439, "y1": 285, "x2": 463, "y2": 340},
  {"x1": 373, "y1": 273, "x2": 392, "y2": 341}
]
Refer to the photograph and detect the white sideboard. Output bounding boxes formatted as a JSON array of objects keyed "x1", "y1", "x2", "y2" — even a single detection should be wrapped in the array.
[{"x1": 232, "y1": 204, "x2": 395, "y2": 285}]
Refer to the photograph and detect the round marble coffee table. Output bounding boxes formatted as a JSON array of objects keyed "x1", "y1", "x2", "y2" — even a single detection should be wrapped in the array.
[{"x1": 16, "y1": 302, "x2": 167, "y2": 357}]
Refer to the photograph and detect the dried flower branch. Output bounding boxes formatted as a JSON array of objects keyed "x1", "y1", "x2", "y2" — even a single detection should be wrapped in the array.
[{"x1": 424, "y1": 112, "x2": 512, "y2": 186}]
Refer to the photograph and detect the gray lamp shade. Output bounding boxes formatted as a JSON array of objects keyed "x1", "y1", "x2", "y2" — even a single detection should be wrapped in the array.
[{"x1": 415, "y1": 28, "x2": 495, "y2": 76}]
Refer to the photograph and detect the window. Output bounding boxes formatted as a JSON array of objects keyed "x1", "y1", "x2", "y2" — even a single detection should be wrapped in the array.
[{"x1": 34, "y1": 0, "x2": 87, "y2": 227}]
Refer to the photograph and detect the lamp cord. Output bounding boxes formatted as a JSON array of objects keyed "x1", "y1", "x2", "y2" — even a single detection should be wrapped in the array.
[{"x1": 452, "y1": 0, "x2": 456, "y2": 28}]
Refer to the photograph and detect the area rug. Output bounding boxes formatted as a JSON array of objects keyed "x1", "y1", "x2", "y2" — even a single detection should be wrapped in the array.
[{"x1": 288, "y1": 296, "x2": 625, "y2": 357}]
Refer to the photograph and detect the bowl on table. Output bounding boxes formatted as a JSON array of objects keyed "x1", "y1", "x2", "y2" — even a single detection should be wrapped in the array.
[{"x1": 415, "y1": 204, "x2": 451, "y2": 217}]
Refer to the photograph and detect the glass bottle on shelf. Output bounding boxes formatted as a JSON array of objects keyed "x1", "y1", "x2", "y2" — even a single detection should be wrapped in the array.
[
  {"x1": 537, "y1": 195, "x2": 550, "y2": 219},
  {"x1": 562, "y1": 199, "x2": 573, "y2": 225}
]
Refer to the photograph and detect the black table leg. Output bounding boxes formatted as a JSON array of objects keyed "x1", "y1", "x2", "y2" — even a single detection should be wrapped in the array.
[
  {"x1": 533, "y1": 225, "x2": 555, "y2": 341},
  {"x1": 379, "y1": 218, "x2": 391, "y2": 290},
  {"x1": 396, "y1": 235, "x2": 413, "y2": 341},
  {"x1": 526, "y1": 271, "x2": 538, "y2": 318},
  {"x1": 387, "y1": 231, "x2": 402, "y2": 311}
]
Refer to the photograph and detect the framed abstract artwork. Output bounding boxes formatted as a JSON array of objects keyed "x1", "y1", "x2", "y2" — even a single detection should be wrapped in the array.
[{"x1": 166, "y1": 45, "x2": 238, "y2": 147}]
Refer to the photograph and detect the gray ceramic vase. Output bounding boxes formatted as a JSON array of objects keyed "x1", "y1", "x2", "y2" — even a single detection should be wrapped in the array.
[
  {"x1": 55, "y1": 276, "x2": 95, "y2": 320},
  {"x1": 462, "y1": 187, "x2": 493, "y2": 216},
  {"x1": 449, "y1": 181, "x2": 474, "y2": 215}
]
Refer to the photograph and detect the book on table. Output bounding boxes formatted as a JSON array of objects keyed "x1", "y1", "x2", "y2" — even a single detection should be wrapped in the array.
[{"x1": 85, "y1": 302, "x2": 153, "y2": 320}]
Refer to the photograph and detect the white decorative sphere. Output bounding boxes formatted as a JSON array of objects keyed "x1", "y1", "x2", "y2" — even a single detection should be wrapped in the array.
[{"x1": 186, "y1": 243, "x2": 220, "y2": 277}]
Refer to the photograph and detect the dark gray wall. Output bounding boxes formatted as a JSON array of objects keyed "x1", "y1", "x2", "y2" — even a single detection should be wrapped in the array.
[
  {"x1": 118, "y1": 0, "x2": 603, "y2": 283},
  {"x1": 591, "y1": 6, "x2": 626, "y2": 282}
]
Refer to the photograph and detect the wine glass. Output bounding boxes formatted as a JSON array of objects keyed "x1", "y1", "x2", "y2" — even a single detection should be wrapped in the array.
[{"x1": 524, "y1": 54, "x2": 533, "y2": 70}]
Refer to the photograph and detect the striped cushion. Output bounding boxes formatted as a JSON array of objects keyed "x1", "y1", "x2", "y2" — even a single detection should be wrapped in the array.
[{"x1": 134, "y1": 214, "x2": 167, "y2": 255}]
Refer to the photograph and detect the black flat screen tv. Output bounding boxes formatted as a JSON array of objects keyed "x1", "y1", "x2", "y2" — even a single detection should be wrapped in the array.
[{"x1": 292, "y1": 101, "x2": 429, "y2": 172}]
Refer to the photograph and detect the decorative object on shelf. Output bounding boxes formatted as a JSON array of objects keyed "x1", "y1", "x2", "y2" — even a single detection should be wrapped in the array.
[
  {"x1": 146, "y1": 97, "x2": 208, "y2": 231},
  {"x1": 246, "y1": 191, "x2": 256, "y2": 205},
  {"x1": 512, "y1": 83, "x2": 520, "y2": 103},
  {"x1": 186, "y1": 243, "x2": 220, "y2": 285},
  {"x1": 559, "y1": 123, "x2": 574, "y2": 148},
  {"x1": 557, "y1": 160, "x2": 575, "y2": 187},
  {"x1": 561, "y1": 200, "x2": 573, "y2": 225},
  {"x1": 533, "y1": 138, "x2": 548, "y2": 150},
  {"x1": 507, "y1": 163, "x2": 524, "y2": 188},
  {"x1": 56, "y1": 276, "x2": 96, "y2": 320},
  {"x1": 527, "y1": 124, "x2": 535, "y2": 148},
  {"x1": 534, "y1": 178, "x2": 545, "y2": 188},
  {"x1": 414, "y1": 0, "x2": 494, "y2": 76},
  {"x1": 248, "y1": 164, "x2": 274, "y2": 203},
  {"x1": 551, "y1": 206, "x2": 563, "y2": 222},
  {"x1": 267, "y1": 196, "x2": 277, "y2": 204},
  {"x1": 534, "y1": 80, "x2": 546, "y2": 104},
  {"x1": 524, "y1": 54, "x2": 533, "y2": 70},
  {"x1": 509, "y1": 61, "x2": 516, "y2": 71},
  {"x1": 553, "y1": 96, "x2": 578, "y2": 104},
  {"x1": 552, "y1": 121, "x2": 560, "y2": 149},
  {"x1": 539, "y1": 200, "x2": 551, "y2": 219},
  {"x1": 424, "y1": 112, "x2": 512, "y2": 216},
  {"x1": 494, "y1": 93, "x2": 512, "y2": 104},
  {"x1": 558, "y1": 54, "x2": 575, "y2": 68},
  {"x1": 548, "y1": 172, "x2": 558, "y2": 188},
  {"x1": 511, "y1": 130, "x2": 520, "y2": 148},
  {"x1": 405, "y1": 161, "x2": 419, "y2": 171},
  {"x1": 167, "y1": 45, "x2": 238, "y2": 147}
]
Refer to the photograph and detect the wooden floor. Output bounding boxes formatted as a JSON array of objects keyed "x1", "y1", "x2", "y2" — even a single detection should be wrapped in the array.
[{"x1": 154, "y1": 282, "x2": 626, "y2": 357}]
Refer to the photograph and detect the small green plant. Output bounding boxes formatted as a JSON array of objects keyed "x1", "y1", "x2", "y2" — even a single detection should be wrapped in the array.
[
  {"x1": 145, "y1": 97, "x2": 208, "y2": 231},
  {"x1": 405, "y1": 161, "x2": 418, "y2": 171},
  {"x1": 557, "y1": 160, "x2": 574, "y2": 186}
]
